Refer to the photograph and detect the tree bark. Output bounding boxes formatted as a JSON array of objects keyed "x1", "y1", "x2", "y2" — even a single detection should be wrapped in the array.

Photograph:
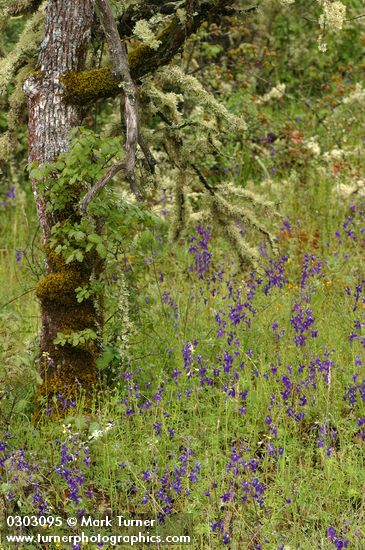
[{"x1": 24, "y1": 0, "x2": 97, "y2": 413}]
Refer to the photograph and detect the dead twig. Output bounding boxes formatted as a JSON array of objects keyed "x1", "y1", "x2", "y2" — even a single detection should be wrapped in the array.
[
  {"x1": 96, "y1": 0, "x2": 142, "y2": 199},
  {"x1": 80, "y1": 159, "x2": 126, "y2": 211}
]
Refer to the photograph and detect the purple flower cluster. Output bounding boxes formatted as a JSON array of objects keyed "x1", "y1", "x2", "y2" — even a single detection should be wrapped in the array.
[
  {"x1": 55, "y1": 431, "x2": 91, "y2": 507},
  {"x1": 349, "y1": 317, "x2": 365, "y2": 346},
  {"x1": 188, "y1": 225, "x2": 212, "y2": 279},
  {"x1": 141, "y1": 447, "x2": 200, "y2": 518},
  {"x1": 300, "y1": 253, "x2": 323, "y2": 289},
  {"x1": 162, "y1": 291, "x2": 179, "y2": 321},
  {"x1": 326, "y1": 526, "x2": 349, "y2": 549},
  {"x1": 263, "y1": 256, "x2": 288, "y2": 295},
  {"x1": 224, "y1": 444, "x2": 266, "y2": 506},
  {"x1": 346, "y1": 279, "x2": 365, "y2": 311},
  {"x1": 210, "y1": 443, "x2": 267, "y2": 545},
  {"x1": 1, "y1": 182, "x2": 16, "y2": 208},
  {"x1": 0, "y1": 444, "x2": 48, "y2": 513},
  {"x1": 272, "y1": 322, "x2": 285, "y2": 342},
  {"x1": 344, "y1": 377, "x2": 365, "y2": 406},
  {"x1": 290, "y1": 299, "x2": 317, "y2": 347},
  {"x1": 334, "y1": 203, "x2": 365, "y2": 258},
  {"x1": 315, "y1": 422, "x2": 337, "y2": 457}
]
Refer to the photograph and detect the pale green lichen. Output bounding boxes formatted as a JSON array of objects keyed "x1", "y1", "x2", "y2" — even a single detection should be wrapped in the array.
[
  {"x1": 176, "y1": 8, "x2": 187, "y2": 24},
  {"x1": 166, "y1": 163, "x2": 277, "y2": 266},
  {"x1": 159, "y1": 65, "x2": 247, "y2": 133},
  {"x1": 215, "y1": 194, "x2": 276, "y2": 251},
  {"x1": 222, "y1": 221, "x2": 260, "y2": 267},
  {"x1": 0, "y1": 3, "x2": 45, "y2": 93},
  {"x1": 0, "y1": 0, "x2": 36, "y2": 21},
  {"x1": 0, "y1": 131, "x2": 13, "y2": 161},
  {"x1": 144, "y1": 82, "x2": 183, "y2": 124},
  {"x1": 5, "y1": 65, "x2": 32, "y2": 141},
  {"x1": 114, "y1": 271, "x2": 133, "y2": 362},
  {"x1": 133, "y1": 19, "x2": 161, "y2": 51},
  {"x1": 218, "y1": 183, "x2": 275, "y2": 209},
  {"x1": 0, "y1": 0, "x2": 12, "y2": 28}
]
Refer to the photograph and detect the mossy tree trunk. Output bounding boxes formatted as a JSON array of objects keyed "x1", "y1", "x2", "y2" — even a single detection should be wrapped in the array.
[
  {"x1": 19, "y1": 0, "x2": 237, "y2": 413},
  {"x1": 23, "y1": 0, "x2": 98, "y2": 410}
]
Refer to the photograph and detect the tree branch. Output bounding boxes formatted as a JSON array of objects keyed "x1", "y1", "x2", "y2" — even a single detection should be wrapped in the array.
[
  {"x1": 62, "y1": 0, "x2": 236, "y2": 104},
  {"x1": 118, "y1": 1, "x2": 259, "y2": 38},
  {"x1": 191, "y1": 163, "x2": 215, "y2": 196},
  {"x1": 95, "y1": 0, "x2": 141, "y2": 200},
  {"x1": 80, "y1": 159, "x2": 126, "y2": 212},
  {"x1": 118, "y1": 1, "x2": 182, "y2": 37}
]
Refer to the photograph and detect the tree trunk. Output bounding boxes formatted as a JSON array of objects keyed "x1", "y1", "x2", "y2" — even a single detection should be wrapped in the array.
[{"x1": 24, "y1": 0, "x2": 97, "y2": 412}]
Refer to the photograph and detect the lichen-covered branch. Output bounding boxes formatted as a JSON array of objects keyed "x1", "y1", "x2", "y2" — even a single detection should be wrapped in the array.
[
  {"x1": 0, "y1": 4, "x2": 44, "y2": 94},
  {"x1": 138, "y1": 132, "x2": 157, "y2": 173},
  {"x1": 8, "y1": 0, "x2": 43, "y2": 16},
  {"x1": 62, "y1": 0, "x2": 236, "y2": 104}
]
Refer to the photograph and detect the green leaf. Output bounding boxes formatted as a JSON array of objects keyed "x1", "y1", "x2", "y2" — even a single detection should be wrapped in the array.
[
  {"x1": 75, "y1": 250, "x2": 84, "y2": 262},
  {"x1": 29, "y1": 168, "x2": 43, "y2": 180},
  {"x1": 73, "y1": 231, "x2": 86, "y2": 242},
  {"x1": 74, "y1": 416, "x2": 88, "y2": 431},
  {"x1": 96, "y1": 347, "x2": 117, "y2": 370},
  {"x1": 88, "y1": 233, "x2": 102, "y2": 244},
  {"x1": 96, "y1": 242, "x2": 107, "y2": 258}
]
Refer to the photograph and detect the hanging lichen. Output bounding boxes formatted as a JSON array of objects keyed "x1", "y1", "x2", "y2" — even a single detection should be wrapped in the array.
[
  {"x1": 158, "y1": 65, "x2": 247, "y2": 133},
  {"x1": 0, "y1": 3, "x2": 45, "y2": 94}
]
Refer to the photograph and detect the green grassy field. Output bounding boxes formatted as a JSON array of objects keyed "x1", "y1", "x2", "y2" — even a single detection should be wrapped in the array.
[{"x1": 1, "y1": 150, "x2": 365, "y2": 549}]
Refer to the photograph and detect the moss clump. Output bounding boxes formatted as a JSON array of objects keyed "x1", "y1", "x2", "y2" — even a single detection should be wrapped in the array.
[
  {"x1": 36, "y1": 270, "x2": 84, "y2": 304},
  {"x1": 61, "y1": 24, "x2": 178, "y2": 104},
  {"x1": 44, "y1": 242, "x2": 67, "y2": 272},
  {"x1": 34, "y1": 347, "x2": 99, "y2": 420},
  {"x1": 61, "y1": 67, "x2": 120, "y2": 104},
  {"x1": 53, "y1": 306, "x2": 95, "y2": 332}
]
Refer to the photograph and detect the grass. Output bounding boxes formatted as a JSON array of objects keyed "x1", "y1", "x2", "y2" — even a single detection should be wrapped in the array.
[
  {"x1": 1, "y1": 22, "x2": 365, "y2": 545},
  {"x1": 1, "y1": 166, "x2": 365, "y2": 549}
]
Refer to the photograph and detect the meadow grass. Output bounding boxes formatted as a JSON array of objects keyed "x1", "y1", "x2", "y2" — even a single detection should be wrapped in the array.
[{"x1": 1, "y1": 168, "x2": 365, "y2": 550}]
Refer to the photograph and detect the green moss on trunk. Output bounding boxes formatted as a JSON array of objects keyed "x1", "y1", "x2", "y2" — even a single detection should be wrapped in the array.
[{"x1": 34, "y1": 243, "x2": 100, "y2": 418}]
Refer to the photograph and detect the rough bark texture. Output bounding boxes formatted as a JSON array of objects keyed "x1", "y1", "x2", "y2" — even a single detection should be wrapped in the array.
[{"x1": 23, "y1": 0, "x2": 97, "y2": 412}]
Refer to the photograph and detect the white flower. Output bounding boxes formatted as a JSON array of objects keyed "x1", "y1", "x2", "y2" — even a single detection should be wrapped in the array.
[
  {"x1": 342, "y1": 83, "x2": 365, "y2": 104},
  {"x1": 88, "y1": 421, "x2": 114, "y2": 441},
  {"x1": 318, "y1": 35, "x2": 328, "y2": 52},
  {"x1": 256, "y1": 83, "x2": 286, "y2": 104},
  {"x1": 336, "y1": 183, "x2": 356, "y2": 198},
  {"x1": 305, "y1": 137, "x2": 321, "y2": 157},
  {"x1": 335, "y1": 181, "x2": 365, "y2": 199},
  {"x1": 316, "y1": 1, "x2": 346, "y2": 52},
  {"x1": 319, "y1": 1, "x2": 346, "y2": 32},
  {"x1": 323, "y1": 148, "x2": 344, "y2": 161}
]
